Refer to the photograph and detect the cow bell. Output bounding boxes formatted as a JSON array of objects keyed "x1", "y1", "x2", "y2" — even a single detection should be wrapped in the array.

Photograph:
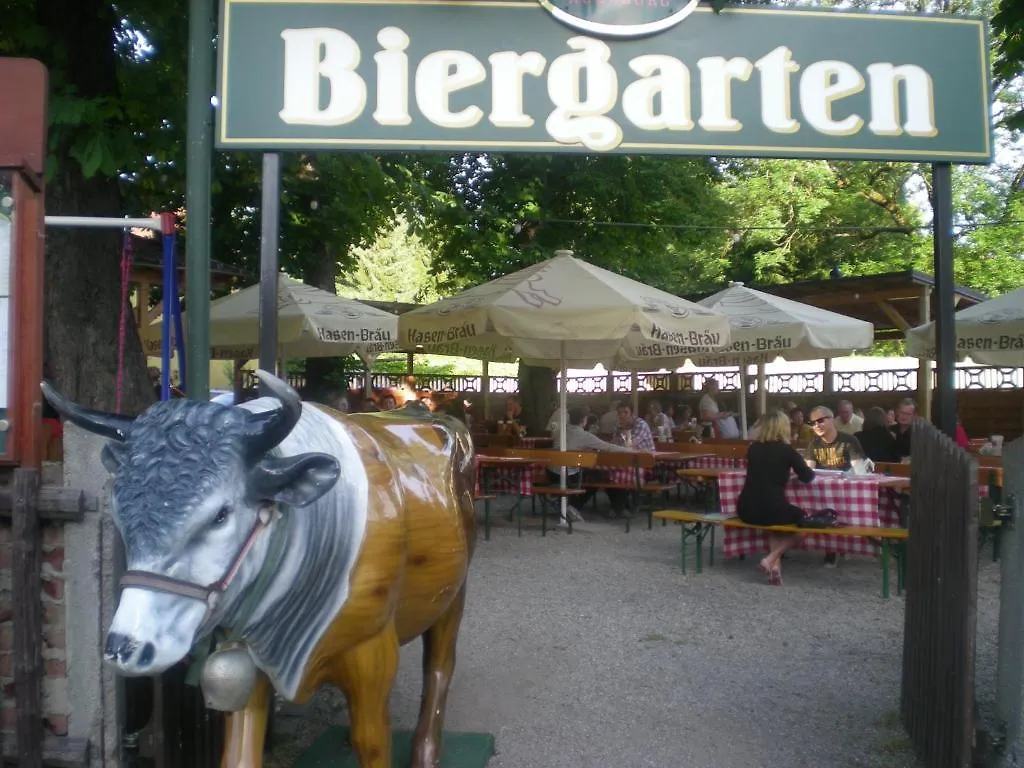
[{"x1": 199, "y1": 644, "x2": 257, "y2": 712}]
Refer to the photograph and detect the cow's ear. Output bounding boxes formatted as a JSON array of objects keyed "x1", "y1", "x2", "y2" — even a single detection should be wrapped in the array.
[
  {"x1": 250, "y1": 453, "x2": 340, "y2": 507},
  {"x1": 100, "y1": 441, "x2": 127, "y2": 473}
]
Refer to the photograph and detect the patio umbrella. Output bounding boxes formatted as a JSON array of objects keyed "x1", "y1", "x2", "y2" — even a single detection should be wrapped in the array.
[
  {"x1": 906, "y1": 285, "x2": 1024, "y2": 366},
  {"x1": 143, "y1": 276, "x2": 401, "y2": 361},
  {"x1": 615, "y1": 282, "x2": 874, "y2": 434},
  {"x1": 398, "y1": 250, "x2": 731, "y2": 521},
  {"x1": 399, "y1": 251, "x2": 730, "y2": 368}
]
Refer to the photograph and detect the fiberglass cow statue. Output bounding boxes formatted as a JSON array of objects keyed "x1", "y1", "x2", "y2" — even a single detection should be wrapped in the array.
[{"x1": 41, "y1": 370, "x2": 477, "y2": 768}]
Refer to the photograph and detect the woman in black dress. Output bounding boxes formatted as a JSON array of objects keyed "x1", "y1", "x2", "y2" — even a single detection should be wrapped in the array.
[{"x1": 738, "y1": 409, "x2": 815, "y2": 585}]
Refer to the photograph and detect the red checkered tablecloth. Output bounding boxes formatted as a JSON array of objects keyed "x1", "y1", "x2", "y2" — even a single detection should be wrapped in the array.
[
  {"x1": 602, "y1": 455, "x2": 740, "y2": 486},
  {"x1": 718, "y1": 471, "x2": 899, "y2": 558},
  {"x1": 475, "y1": 461, "x2": 534, "y2": 497},
  {"x1": 683, "y1": 456, "x2": 745, "y2": 471}
]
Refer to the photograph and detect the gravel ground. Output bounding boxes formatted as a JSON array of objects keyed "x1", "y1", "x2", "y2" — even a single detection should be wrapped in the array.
[{"x1": 266, "y1": 497, "x2": 1003, "y2": 768}]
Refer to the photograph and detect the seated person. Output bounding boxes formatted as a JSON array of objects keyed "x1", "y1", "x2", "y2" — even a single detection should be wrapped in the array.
[
  {"x1": 502, "y1": 395, "x2": 523, "y2": 424},
  {"x1": 889, "y1": 398, "x2": 916, "y2": 460},
  {"x1": 857, "y1": 406, "x2": 900, "y2": 463},
  {"x1": 674, "y1": 403, "x2": 693, "y2": 428},
  {"x1": 737, "y1": 409, "x2": 814, "y2": 586},
  {"x1": 598, "y1": 401, "x2": 622, "y2": 434},
  {"x1": 835, "y1": 399, "x2": 864, "y2": 435},
  {"x1": 806, "y1": 405, "x2": 865, "y2": 471},
  {"x1": 551, "y1": 407, "x2": 633, "y2": 523},
  {"x1": 613, "y1": 403, "x2": 655, "y2": 452},
  {"x1": 644, "y1": 400, "x2": 673, "y2": 435},
  {"x1": 789, "y1": 407, "x2": 814, "y2": 441}
]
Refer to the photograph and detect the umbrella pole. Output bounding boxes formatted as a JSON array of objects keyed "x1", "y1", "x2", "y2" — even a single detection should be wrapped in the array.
[
  {"x1": 559, "y1": 343, "x2": 568, "y2": 525},
  {"x1": 631, "y1": 371, "x2": 639, "y2": 414},
  {"x1": 757, "y1": 363, "x2": 767, "y2": 416},
  {"x1": 482, "y1": 359, "x2": 490, "y2": 422},
  {"x1": 739, "y1": 365, "x2": 748, "y2": 437}
]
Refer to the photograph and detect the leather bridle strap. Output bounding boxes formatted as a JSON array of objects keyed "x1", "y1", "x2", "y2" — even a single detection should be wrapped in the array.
[{"x1": 119, "y1": 503, "x2": 277, "y2": 614}]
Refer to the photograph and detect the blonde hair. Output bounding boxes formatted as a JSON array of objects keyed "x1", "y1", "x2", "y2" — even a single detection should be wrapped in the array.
[{"x1": 756, "y1": 410, "x2": 792, "y2": 444}]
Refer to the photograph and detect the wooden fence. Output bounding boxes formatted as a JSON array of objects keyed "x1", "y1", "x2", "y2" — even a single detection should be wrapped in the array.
[{"x1": 901, "y1": 419, "x2": 979, "y2": 767}]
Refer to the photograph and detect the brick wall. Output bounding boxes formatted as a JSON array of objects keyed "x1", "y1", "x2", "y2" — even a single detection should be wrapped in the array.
[{"x1": 0, "y1": 521, "x2": 71, "y2": 742}]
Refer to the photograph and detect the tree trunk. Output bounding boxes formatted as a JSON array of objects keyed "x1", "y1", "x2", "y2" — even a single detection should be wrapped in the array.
[
  {"x1": 44, "y1": 177, "x2": 154, "y2": 414},
  {"x1": 39, "y1": 0, "x2": 153, "y2": 414},
  {"x1": 301, "y1": 248, "x2": 340, "y2": 400},
  {"x1": 519, "y1": 363, "x2": 556, "y2": 436}
]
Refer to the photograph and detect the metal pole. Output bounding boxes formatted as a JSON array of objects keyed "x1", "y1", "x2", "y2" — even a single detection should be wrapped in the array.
[
  {"x1": 738, "y1": 365, "x2": 748, "y2": 436},
  {"x1": 757, "y1": 363, "x2": 767, "y2": 416},
  {"x1": 258, "y1": 153, "x2": 281, "y2": 390},
  {"x1": 918, "y1": 285, "x2": 934, "y2": 423},
  {"x1": 482, "y1": 360, "x2": 490, "y2": 421},
  {"x1": 932, "y1": 162, "x2": 957, "y2": 438},
  {"x1": 44, "y1": 215, "x2": 162, "y2": 230},
  {"x1": 185, "y1": 0, "x2": 215, "y2": 400}
]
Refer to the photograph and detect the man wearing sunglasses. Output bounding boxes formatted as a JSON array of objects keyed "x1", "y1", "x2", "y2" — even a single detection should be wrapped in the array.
[
  {"x1": 806, "y1": 405, "x2": 865, "y2": 472},
  {"x1": 806, "y1": 405, "x2": 866, "y2": 567}
]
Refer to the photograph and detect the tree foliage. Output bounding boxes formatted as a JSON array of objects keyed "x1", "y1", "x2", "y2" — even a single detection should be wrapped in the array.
[{"x1": 992, "y1": 0, "x2": 1024, "y2": 131}]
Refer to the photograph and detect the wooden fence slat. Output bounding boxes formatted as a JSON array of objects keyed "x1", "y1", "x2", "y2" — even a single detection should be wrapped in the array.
[
  {"x1": 11, "y1": 467, "x2": 43, "y2": 768},
  {"x1": 0, "y1": 486, "x2": 93, "y2": 521}
]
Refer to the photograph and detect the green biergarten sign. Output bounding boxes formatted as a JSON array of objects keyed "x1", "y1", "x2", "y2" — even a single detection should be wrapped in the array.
[{"x1": 216, "y1": 0, "x2": 993, "y2": 163}]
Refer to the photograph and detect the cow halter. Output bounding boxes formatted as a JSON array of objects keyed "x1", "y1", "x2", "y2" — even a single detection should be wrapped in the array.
[{"x1": 119, "y1": 502, "x2": 283, "y2": 620}]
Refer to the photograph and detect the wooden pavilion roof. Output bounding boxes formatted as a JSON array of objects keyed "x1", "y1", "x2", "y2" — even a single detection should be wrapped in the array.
[
  {"x1": 726, "y1": 270, "x2": 988, "y2": 341},
  {"x1": 129, "y1": 235, "x2": 250, "y2": 289}
]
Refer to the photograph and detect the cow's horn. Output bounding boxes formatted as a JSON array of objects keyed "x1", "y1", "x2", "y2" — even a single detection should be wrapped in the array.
[
  {"x1": 39, "y1": 380, "x2": 135, "y2": 442},
  {"x1": 242, "y1": 370, "x2": 302, "y2": 457}
]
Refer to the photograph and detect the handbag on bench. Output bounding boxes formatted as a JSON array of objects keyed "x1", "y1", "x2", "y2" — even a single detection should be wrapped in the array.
[{"x1": 798, "y1": 508, "x2": 839, "y2": 528}]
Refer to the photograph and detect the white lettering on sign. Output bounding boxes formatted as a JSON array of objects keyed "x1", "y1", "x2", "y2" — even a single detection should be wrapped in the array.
[
  {"x1": 546, "y1": 37, "x2": 622, "y2": 151},
  {"x1": 279, "y1": 28, "x2": 366, "y2": 125},
  {"x1": 277, "y1": 28, "x2": 939, "y2": 149}
]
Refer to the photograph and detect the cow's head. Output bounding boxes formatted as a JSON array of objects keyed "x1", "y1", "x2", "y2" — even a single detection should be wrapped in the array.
[{"x1": 40, "y1": 370, "x2": 340, "y2": 676}]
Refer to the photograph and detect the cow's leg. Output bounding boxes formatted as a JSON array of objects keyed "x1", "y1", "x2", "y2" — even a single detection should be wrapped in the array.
[
  {"x1": 411, "y1": 586, "x2": 467, "y2": 768},
  {"x1": 335, "y1": 627, "x2": 400, "y2": 768},
  {"x1": 221, "y1": 671, "x2": 272, "y2": 768}
]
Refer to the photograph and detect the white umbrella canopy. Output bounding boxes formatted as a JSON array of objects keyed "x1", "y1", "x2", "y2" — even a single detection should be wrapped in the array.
[
  {"x1": 906, "y1": 285, "x2": 1024, "y2": 366},
  {"x1": 618, "y1": 281, "x2": 874, "y2": 366},
  {"x1": 143, "y1": 276, "x2": 401, "y2": 360},
  {"x1": 398, "y1": 251, "x2": 731, "y2": 368}
]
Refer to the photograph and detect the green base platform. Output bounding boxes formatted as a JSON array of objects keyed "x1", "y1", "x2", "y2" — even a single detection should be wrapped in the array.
[{"x1": 295, "y1": 727, "x2": 496, "y2": 767}]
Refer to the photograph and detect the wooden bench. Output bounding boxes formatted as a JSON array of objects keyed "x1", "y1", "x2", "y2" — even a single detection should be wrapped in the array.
[
  {"x1": 582, "y1": 452, "x2": 676, "y2": 532},
  {"x1": 504, "y1": 448, "x2": 599, "y2": 535},
  {"x1": 651, "y1": 510, "x2": 909, "y2": 599}
]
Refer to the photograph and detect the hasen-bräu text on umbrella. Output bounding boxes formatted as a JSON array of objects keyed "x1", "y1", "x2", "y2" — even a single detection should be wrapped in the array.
[
  {"x1": 405, "y1": 324, "x2": 478, "y2": 346},
  {"x1": 316, "y1": 327, "x2": 395, "y2": 343},
  {"x1": 633, "y1": 335, "x2": 793, "y2": 358},
  {"x1": 649, "y1": 325, "x2": 723, "y2": 347},
  {"x1": 418, "y1": 341, "x2": 506, "y2": 360},
  {"x1": 959, "y1": 334, "x2": 1024, "y2": 352}
]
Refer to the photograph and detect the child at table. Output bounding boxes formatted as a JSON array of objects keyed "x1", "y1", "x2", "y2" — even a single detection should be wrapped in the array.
[{"x1": 737, "y1": 409, "x2": 815, "y2": 586}]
